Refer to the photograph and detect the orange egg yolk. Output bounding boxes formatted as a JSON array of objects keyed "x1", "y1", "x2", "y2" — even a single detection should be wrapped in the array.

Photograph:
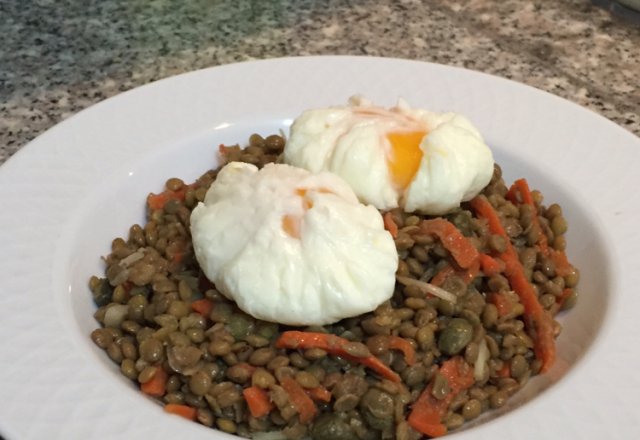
[
  {"x1": 282, "y1": 188, "x2": 333, "y2": 238},
  {"x1": 387, "y1": 131, "x2": 427, "y2": 189}
]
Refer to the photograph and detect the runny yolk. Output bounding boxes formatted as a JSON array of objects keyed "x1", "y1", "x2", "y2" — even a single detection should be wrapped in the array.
[
  {"x1": 282, "y1": 188, "x2": 333, "y2": 238},
  {"x1": 387, "y1": 131, "x2": 427, "y2": 189}
]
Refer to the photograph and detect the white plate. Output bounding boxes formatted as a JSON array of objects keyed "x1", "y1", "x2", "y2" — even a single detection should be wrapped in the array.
[{"x1": 0, "y1": 56, "x2": 637, "y2": 440}]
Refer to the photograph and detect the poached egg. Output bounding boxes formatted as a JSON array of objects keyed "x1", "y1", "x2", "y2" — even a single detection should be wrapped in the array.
[
  {"x1": 283, "y1": 96, "x2": 494, "y2": 215},
  {"x1": 190, "y1": 162, "x2": 398, "y2": 326}
]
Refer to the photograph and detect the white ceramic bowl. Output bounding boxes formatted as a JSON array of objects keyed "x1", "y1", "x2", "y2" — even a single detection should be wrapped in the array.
[{"x1": 0, "y1": 56, "x2": 637, "y2": 440}]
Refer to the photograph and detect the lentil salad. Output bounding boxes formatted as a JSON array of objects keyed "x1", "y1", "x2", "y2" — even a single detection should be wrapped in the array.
[{"x1": 90, "y1": 133, "x2": 579, "y2": 439}]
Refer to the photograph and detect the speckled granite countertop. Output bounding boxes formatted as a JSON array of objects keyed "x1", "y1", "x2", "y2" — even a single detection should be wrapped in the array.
[{"x1": 1, "y1": 0, "x2": 639, "y2": 165}]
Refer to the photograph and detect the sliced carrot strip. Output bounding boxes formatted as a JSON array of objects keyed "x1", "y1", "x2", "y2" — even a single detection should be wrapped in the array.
[
  {"x1": 281, "y1": 377, "x2": 318, "y2": 423},
  {"x1": 275, "y1": 331, "x2": 401, "y2": 383},
  {"x1": 497, "y1": 360, "x2": 511, "y2": 378},
  {"x1": 431, "y1": 259, "x2": 479, "y2": 289},
  {"x1": 491, "y1": 292, "x2": 512, "y2": 318},
  {"x1": 190, "y1": 298, "x2": 215, "y2": 318},
  {"x1": 408, "y1": 418, "x2": 447, "y2": 439},
  {"x1": 352, "y1": 355, "x2": 402, "y2": 383},
  {"x1": 440, "y1": 356, "x2": 475, "y2": 392},
  {"x1": 430, "y1": 265, "x2": 456, "y2": 288},
  {"x1": 383, "y1": 212, "x2": 398, "y2": 238},
  {"x1": 408, "y1": 356, "x2": 473, "y2": 438},
  {"x1": 141, "y1": 365, "x2": 168, "y2": 397},
  {"x1": 306, "y1": 386, "x2": 332, "y2": 402},
  {"x1": 420, "y1": 218, "x2": 479, "y2": 269},
  {"x1": 506, "y1": 179, "x2": 549, "y2": 255},
  {"x1": 480, "y1": 254, "x2": 502, "y2": 277},
  {"x1": 244, "y1": 386, "x2": 275, "y2": 418},
  {"x1": 509, "y1": 272, "x2": 556, "y2": 372},
  {"x1": 389, "y1": 336, "x2": 416, "y2": 366},
  {"x1": 147, "y1": 193, "x2": 170, "y2": 211},
  {"x1": 512, "y1": 179, "x2": 536, "y2": 207},
  {"x1": 410, "y1": 381, "x2": 446, "y2": 427},
  {"x1": 275, "y1": 331, "x2": 346, "y2": 352},
  {"x1": 470, "y1": 195, "x2": 556, "y2": 373},
  {"x1": 549, "y1": 250, "x2": 573, "y2": 277},
  {"x1": 147, "y1": 189, "x2": 187, "y2": 211},
  {"x1": 164, "y1": 403, "x2": 198, "y2": 421}
]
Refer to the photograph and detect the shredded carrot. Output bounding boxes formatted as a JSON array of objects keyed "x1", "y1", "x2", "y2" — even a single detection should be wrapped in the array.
[
  {"x1": 281, "y1": 377, "x2": 318, "y2": 423},
  {"x1": 511, "y1": 179, "x2": 535, "y2": 207},
  {"x1": 383, "y1": 212, "x2": 398, "y2": 238},
  {"x1": 549, "y1": 250, "x2": 573, "y2": 277},
  {"x1": 173, "y1": 252, "x2": 183, "y2": 264},
  {"x1": 506, "y1": 179, "x2": 549, "y2": 255},
  {"x1": 408, "y1": 356, "x2": 474, "y2": 438},
  {"x1": 490, "y1": 292, "x2": 512, "y2": 318},
  {"x1": 306, "y1": 386, "x2": 332, "y2": 402},
  {"x1": 243, "y1": 386, "x2": 275, "y2": 418},
  {"x1": 419, "y1": 218, "x2": 479, "y2": 269},
  {"x1": 408, "y1": 419, "x2": 447, "y2": 439},
  {"x1": 497, "y1": 360, "x2": 511, "y2": 378},
  {"x1": 440, "y1": 356, "x2": 475, "y2": 391},
  {"x1": 430, "y1": 264, "x2": 456, "y2": 288},
  {"x1": 147, "y1": 189, "x2": 187, "y2": 211},
  {"x1": 190, "y1": 298, "x2": 215, "y2": 318},
  {"x1": 509, "y1": 271, "x2": 556, "y2": 373},
  {"x1": 147, "y1": 192, "x2": 170, "y2": 211},
  {"x1": 275, "y1": 331, "x2": 401, "y2": 383},
  {"x1": 430, "y1": 259, "x2": 479, "y2": 289},
  {"x1": 389, "y1": 336, "x2": 416, "y2": 366},
  {"x1": 164, "y1": 403, "x2": 198, "y2": 421},
  {"x1": 353, "y1": 355, "x2": 402, "y2": 383},
  {"x1": 480, "y1": 254, "x2": 502, "y2": 277},
  {"x1": 141, "y1": 365, "x2": 168, "y2": 397},
  {"x1": 470, "y1": 195, "x2": 556, "y2": 373},
  {"x1": 275, "y1": 331, "x2": 343, "y2": 351}
]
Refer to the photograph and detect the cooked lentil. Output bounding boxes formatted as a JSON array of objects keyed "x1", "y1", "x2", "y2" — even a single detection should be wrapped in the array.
[{"x1": 89, "y1": 133, "x2": 578, "y2": 439}]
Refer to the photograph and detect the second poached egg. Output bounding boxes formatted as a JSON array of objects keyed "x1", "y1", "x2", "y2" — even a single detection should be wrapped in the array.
[{"x1": 283, "y1": 96, "x2": 494, "y2": 215}]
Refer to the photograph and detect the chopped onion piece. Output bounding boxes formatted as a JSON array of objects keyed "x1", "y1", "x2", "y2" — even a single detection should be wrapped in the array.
[
  {"x1": 110, "y1": 268, "x2": 130, "y2": 287},
  {"x1": 474, "y1": 338, "x2": 490, "y2": 382},
  {"x1": 103, "y1": 304, "x2": 129, "y2": 329},
  {"x1": 252, "y1": 431, "x2": 287, "y2": 440},
  {"x1": 396, "y1": 276, "x2": 457, "y2": 303},
  {"x1": 119, "y1": 249, "x2": 146, "y2": 268}
]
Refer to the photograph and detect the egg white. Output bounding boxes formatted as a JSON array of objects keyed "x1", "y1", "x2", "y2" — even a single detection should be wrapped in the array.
[
  {"x1": 284, "y1": 96, "x2": 494, "y2": 215},
  {"x1": 190, "y1": 162, "x2": 398, "y2": 326}
]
